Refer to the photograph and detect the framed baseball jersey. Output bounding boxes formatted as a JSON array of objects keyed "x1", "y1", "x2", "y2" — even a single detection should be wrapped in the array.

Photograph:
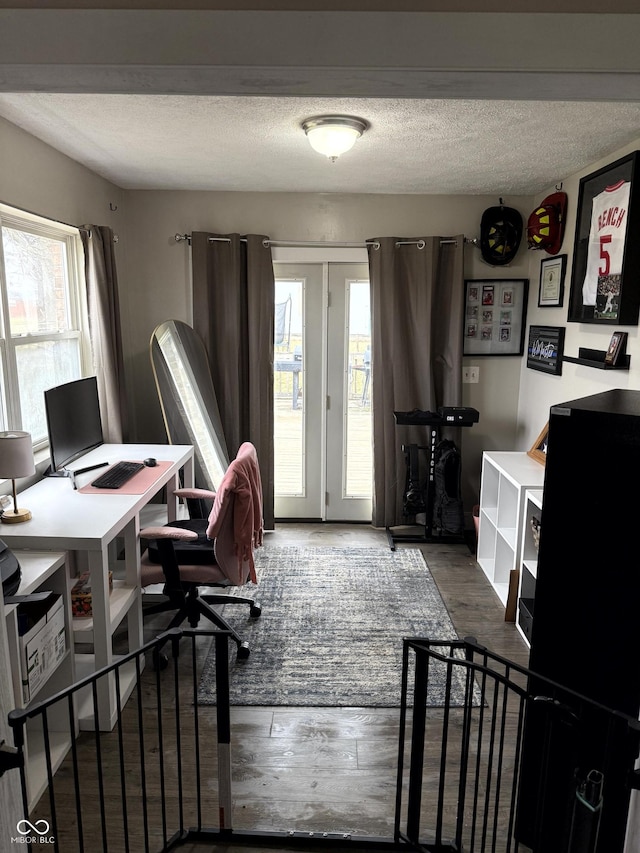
[{"x1": 568, "y1": 150, "x2": 640, "y2": 325}]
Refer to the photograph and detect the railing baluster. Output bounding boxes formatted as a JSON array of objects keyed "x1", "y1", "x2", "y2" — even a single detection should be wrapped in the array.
[
  {"x1": 215, "y1": 632, "x2": 232, "y2": 834},
  {"x1": 173, "y1": 640, "x2": 184, "y2": 836},
  {"x1": 395, "y1": 640, "x2": 411, "y2": 843},
  {"x1": 507, "y1": 693, "x2": 527, "y2": 853},
  {"x1": 134, "y1": 652, "x2": 151, "y2": 853},
  {"x1": 39, "y1": 707, "x2": 60, "y2": 853},
  {"x1": 114, "y1": 663, "x2": 130, "y2": 853},
  {"x1": 67, "y1": 691, "x2": 84, "y2": 853},
  {"x1": 470, "y1": 665, "x2": 488, "y2": 851},
  {"x1": 155, "y1": 642, "x2": 168, "y2": 848},
  {"x1": 491, "y1": 680, "x2": 510, "y2": 852},
  {"x1": 455, "y1": 641, "x2": 475, "y2": 848},
  {"x1": 90, "y1": 679, "x2": 108, "y2": 851},
  {"x1": 435, "y1": 652, "x2": 454, "y2": 845},
  {"x1": 189, "y1": 633, "x2": 203, "y2": 832},
  {"x1": 406, "y1": 645, "x2": 429, "y2": 843}
]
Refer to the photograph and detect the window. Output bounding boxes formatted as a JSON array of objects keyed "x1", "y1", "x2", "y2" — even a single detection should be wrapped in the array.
[{"x1": 0, "y1": 204, "x2": 90, "y2": 448}]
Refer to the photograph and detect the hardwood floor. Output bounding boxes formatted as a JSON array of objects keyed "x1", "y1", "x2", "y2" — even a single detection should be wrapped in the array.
[
  {"x1": 151, "y1": 523, "x2": 530, "y2": 851},
  {"x1": 32, "y1": 523, "x2": 531, "y2": 852}
]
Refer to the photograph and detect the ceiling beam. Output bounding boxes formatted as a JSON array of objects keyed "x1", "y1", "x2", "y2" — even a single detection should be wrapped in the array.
[{"x1": 1, "y1": 10, "x2": 640, "y2": 101}]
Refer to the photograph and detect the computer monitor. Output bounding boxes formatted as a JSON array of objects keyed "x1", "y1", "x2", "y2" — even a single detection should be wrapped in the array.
[{"x1": 45, "y1": 376, "x2": 104, "y2": 473}]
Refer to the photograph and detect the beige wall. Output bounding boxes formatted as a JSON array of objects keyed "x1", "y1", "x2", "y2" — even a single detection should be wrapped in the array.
[
  {"x1": 3, "y1": 114, "x2": 640, "y2": 512},
  {"x1": 0, "y1": 116, "x2": 123, "y2": 235}
]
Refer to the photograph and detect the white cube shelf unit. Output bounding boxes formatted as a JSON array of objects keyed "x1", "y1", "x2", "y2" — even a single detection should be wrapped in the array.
[
  {"x1": 477, "y1": 452, "x2": 545, "y2": 609},
  {"x1": 4, "y1": 550, "x2": 76, "y2": 811}
]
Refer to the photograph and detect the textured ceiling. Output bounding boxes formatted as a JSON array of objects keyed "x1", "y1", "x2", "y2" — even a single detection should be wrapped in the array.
[
  {"x1": 2, "y1": 93, "x2": 640, "y2": 196},
  {"x1": 2, "y1": 8, "x2": 640, "y2": 196}
]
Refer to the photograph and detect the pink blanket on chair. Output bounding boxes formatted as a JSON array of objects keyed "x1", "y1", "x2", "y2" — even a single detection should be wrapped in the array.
[{"x1": 207, "y1": 441, "x2": 263, "y2": 583}]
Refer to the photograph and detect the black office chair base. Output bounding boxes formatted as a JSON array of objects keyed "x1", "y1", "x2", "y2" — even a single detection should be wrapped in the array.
[
  {"x1": 152, "y1": 634, "x2": 251, "y2": 670},
  {"x1": 152, "y1": 637, "x2": 249, "y2": 669},
  {"x1": 202, "y1": 593, "x2": 262, "y2": 619},
  {"x1": 145, "y1": 587, "x2": 261, "y2": 666}
]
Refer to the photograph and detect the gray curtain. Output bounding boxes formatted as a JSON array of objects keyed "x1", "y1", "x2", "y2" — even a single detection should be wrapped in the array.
[
  {"x1": 368, "y1": 236, "x2": 464, "y2": 528},
  {"x1": 191, "y1": 232, "x2": 275, "y2": 530},
  {"x1": 81, "y1": 225, "x2": 127, "y2": 443}
]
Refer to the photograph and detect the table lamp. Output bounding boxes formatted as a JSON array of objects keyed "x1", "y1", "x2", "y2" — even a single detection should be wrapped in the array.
[{"x1": 0, "y1": 431, "x2": 35, "y2": 523}]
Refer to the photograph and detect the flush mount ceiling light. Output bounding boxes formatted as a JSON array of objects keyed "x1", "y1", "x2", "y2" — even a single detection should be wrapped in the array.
[{"x1": 302, "y1": 115, "x2": 368, "y2": 161}]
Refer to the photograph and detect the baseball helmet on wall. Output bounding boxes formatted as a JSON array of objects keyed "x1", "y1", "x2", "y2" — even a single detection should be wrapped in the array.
[
  {"x1": 526, "y1": 191, "x2": 568, "y2": 255},
  {"x1": 480, "y1": 202, "x2": 523, "y2": 266}
]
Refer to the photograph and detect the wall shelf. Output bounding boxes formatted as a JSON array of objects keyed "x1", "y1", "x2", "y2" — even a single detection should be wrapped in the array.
[{"x1": 563, "y1": 347, "x2": 630, "y2": 370}]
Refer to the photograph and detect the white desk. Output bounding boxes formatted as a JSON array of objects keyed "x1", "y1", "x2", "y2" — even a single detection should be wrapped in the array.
[{"x1": 0, "y1": 443, "x2": 193, "y2": 730}]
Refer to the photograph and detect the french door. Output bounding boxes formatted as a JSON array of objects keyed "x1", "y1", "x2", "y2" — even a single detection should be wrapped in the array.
[{"x1": 273, "y1": 260, "x2": 372, "y2": 522}]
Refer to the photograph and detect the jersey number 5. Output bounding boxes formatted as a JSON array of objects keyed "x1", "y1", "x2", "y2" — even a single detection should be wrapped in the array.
[{"x1": 599, "y1": 235, "x2": 612, "y2": 276}]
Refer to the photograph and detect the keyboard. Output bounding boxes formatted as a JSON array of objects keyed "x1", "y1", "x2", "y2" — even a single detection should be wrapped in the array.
[{"x1": 91, "y1": 461, "x2": 145, "y2": 489}]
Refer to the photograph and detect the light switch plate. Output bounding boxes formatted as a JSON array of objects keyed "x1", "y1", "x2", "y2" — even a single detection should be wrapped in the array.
[{"x1": 463, "y1": 366, "x2": 480, "y2": 384}]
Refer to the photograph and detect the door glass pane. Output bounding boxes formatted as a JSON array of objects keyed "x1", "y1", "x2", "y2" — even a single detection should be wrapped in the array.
[
  {"x1": 274, "y1": 279, "x2": 304, "y2": 496},
  {"x1": 16, "y1": 339, "x2": 81, "y2": 442},
  {"x1": 345, "y1": 280, "x2": 372, "y2": 498},
  {"x1": 2, "y1": 227, "x2": 72, "y2": 335}
]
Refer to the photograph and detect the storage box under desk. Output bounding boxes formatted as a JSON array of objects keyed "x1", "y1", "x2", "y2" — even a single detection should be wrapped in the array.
[{"x1": 17, "y1": 593, "x2": 66, "y2": 703}]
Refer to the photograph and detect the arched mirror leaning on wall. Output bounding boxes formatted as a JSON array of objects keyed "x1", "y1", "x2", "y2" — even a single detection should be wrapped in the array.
[{"x1": 150, "y1": 319, "x2": 229, "y2": 491}]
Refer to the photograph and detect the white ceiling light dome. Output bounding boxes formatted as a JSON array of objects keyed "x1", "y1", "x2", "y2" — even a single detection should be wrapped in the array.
[{"x1": 302, "y1": 115, "x2": 368, "y2": 161}]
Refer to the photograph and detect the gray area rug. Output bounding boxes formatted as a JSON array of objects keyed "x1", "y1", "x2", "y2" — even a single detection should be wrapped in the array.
[{"x1": 197, "y1": 544, "x2": 464, "y2": 707}]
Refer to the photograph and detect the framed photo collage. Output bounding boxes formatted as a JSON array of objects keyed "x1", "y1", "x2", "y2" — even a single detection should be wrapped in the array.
[{"x1": 463, "y1": 279, "x2": 528, "y2": 356}]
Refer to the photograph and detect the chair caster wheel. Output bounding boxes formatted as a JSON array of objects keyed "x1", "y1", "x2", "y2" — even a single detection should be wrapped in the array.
[
  {"x1": 237, "y1": 642, "x2": 251, "y2": 660},
  {"x1": 153, "y1": 649, "x2": 169, "y2": 671},
  {"x1": 250, "y1": 602, "x2": 262, "y2": 617}
]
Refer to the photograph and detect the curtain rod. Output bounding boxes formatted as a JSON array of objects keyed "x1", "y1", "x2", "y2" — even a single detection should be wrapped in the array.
[{"x1": 174, "y1": 234, "x2": 478, "y2": 249}]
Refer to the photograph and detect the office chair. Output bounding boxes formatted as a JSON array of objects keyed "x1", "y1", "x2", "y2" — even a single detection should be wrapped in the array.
[{"x1": 140, "y1": 442, "x2": 263, "y2": 660}]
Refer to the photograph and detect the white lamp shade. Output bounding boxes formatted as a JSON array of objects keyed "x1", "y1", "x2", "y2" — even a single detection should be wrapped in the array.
[
  {"x1": 302, "y1": 116, "x2": 368, "y2": 160},
  {"x1": 0, "y1": 431, "x2": 35, "y2": 479}
]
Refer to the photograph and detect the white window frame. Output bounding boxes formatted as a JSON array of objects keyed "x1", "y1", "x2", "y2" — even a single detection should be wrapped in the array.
[{"x1": 0, "y1": 203, "x2": 92, "y2": 449}]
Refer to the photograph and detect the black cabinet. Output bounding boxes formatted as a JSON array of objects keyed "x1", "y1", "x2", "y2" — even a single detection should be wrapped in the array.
[{"x1": 518, "y1": 389, "x2": 640, "y2": 853}]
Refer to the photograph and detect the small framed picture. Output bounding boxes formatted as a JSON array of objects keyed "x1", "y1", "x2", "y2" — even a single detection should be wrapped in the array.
[
  {"x1": 527, "y1": 422, "x2": 549, "y2": 466},
  {"x1": 463, "y1": 279, "x2": 529, "y2": 356},
  {"x1": 526, "y1": 325, "x2": 565, "y2": 375},
  {"x1": 538, "y1": 255, "x2": 567, "y2": 307},
  {"x1": 604, "y1": 330, "x2": 628, "y2": 366}
]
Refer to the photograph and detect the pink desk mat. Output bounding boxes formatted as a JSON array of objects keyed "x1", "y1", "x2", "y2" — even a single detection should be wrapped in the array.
[{"x1": 77, "y1": 460, "x2": 173, "y2": 495}]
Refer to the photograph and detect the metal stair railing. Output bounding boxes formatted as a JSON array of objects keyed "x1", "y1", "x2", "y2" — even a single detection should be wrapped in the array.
[
  {"x1": 396, "y1": 637, "x2": 640, "y2": 853},
  {"x1": 6, "y1": 628, "x2": 235, "y2": 853},
  {"x1": 4, "y1": 630, "x2": 640, "y2": 853}
]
